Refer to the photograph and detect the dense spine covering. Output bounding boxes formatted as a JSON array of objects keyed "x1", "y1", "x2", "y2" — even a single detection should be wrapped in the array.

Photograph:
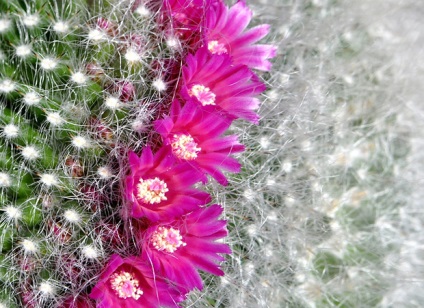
[{"x1": 0, "y1": 0, "x2": 275, "y2": 306}]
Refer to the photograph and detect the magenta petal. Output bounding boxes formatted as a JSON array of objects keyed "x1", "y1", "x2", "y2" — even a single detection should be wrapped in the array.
[
  {"x1": 170, "y1": 98, "x2": 182, "y2": 119},
  {"x1": 152, "y1": 145, "x2": 175, "y2": 170},
  {"x1": 162, "y1": 256, "x2": 204, "y2": 291},
  {"x1": 178, "y1": 100, "x2": 200, "y2": 123},
  {"x1": 125, "y1": 146, "x2": 209, "y2": 221},
  {"x1": 233, "y1": 44, "x2": 278, "y2": 71},
  {"x1": 226, "y1": 1, "x2": 252, "y2": 36},
  {"x1": 232, "y1": 24, "x2": 271, "y2": 46},
  {"x1": 184, "y1": 249, "x2": 225, "y2": 276},
  {"x1": 187, "y1": 219, "x2": 228, "y2": 237},
  {"x1": 181, "y1": 48, "x2": 264, "y2": 123},
  {"x1": 89, "y1": 254, "x2": 183, "y2": 308},
  {"x1": 191, "y1": 116, "x2": 231, "y2": 138},
  {"x1": 186, "y1": 204, "x2": 227, "y2": 234},
  {"x1": 198, "y1": 153, "x2": 241, "y2": 173},
  {"x1": 128, "y1": 151, "x2": 141, "y2": 170},
  {"x1": 201, "y1": 135, "x2": 243, "y2": 153},
  {"x1": 139, "y1": 205, "x2": 230, "y2": 292},
  {"x1": 140, "y1": 146, "x2": 154, "y2": 166},
  {"x1": 206, "y1": 167, "x2": 229, "y2": 186},
  {"x1": 172, "y1": 165, "x2": 207, "y2": 187},
  {"x1": 204, "y1": 1, "x2": 277, "y2": 70},
  {"x1": 189, "y1": 203, "x2": 223, "y2": 221},
  {"x1": 155, "y1": 117, "x2": 174, "y2": 138},
  {"x1": 153, "y1": 97, "x2": 244, "y2": 185}
]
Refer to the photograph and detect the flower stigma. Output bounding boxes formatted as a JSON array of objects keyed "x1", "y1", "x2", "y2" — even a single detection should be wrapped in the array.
[
  {"x1": 188, "y1": 84, "x2": 216, "y2": 106},
  {"x1": 151, "y1": 226, "x2": 186, "y2": 253},
  {"x1": 137, "y1": 177, "x2": 169, "y2": 204},
  {"x1": 171, "y1": 134, "x2": 201, "y2": 160},
  {"x1": 110, "y1": 271, "x2": 143, "y2": 300},
  {"x1": 208, "y1": 40, "x2": 228, "y2": 55}
]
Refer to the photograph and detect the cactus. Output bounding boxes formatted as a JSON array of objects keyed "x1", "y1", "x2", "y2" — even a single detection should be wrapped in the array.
[
  {"x1": 1, "y1": 0, "x2": 421, "y2": 307},
  {"x1": 1, "y1": 1, "x2": 110, "y2": 306},
  {"x1": 0, "y1": 0, "x2": 278, "y2": 306}
]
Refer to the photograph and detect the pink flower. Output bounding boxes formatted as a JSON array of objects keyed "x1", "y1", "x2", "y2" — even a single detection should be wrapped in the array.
[
  {"x1": 155, "y1": 100, "x2": 244, "y2": 185},
  {"x1": 85, "y1": 62, "x2": 104, "y2": 80},
  {"x1": 139, "y1": 204, "x2": 231, "y2": 291},
  {"x1": 96, "y1": 17, "x2": 118, "y2": 36},
  {"x1": 160, "y1": 0, "x2": 221, "y2": 48},
  {"x1": 125, "y1": 146, "x2": 210, "y2": 222},
  {"x1": 89, "y1": 254, "x2": 184, "y2": 308},
  {"x1": 204, "y1": 1, "x2": 277, "y2": 71},
  {"x1": 181, "y1": 48, "x2": 266, "y2": 123}
]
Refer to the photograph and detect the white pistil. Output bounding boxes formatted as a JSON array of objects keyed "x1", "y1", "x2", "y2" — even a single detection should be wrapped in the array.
[
  {"x1": 171, "y1": 134, "x2": 201, "y2": 160},
  {"x1": 151, "y1": 226, "x2": 186, "y2": 253},
  {"x1": 188, "y1": 84, "x2": 216, "y2": 106},
  {"x1": 136, "y1": 177, "x2": 168, "y2": 204},
  {"x1": 110, "y1": 271, "x2": 143, "y2": 300}
]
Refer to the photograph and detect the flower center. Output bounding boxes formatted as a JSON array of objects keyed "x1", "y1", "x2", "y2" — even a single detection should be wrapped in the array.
[
  {"x1": 137, "y1": 177, "x2": 168, "y2": 204},
  {"x1": 171, "y1": 134, "x2": 201, "y2": 160},
  {"x1": 208, "y1": 40, "x2": 228, "y2": 55},
  {"x1": 151, "y1": 226, "x2": 186, "y2": 253},
  {"x1": 188, "y1": 84, "x2": 216, "y2": 106},
  {"x1": 110, "y1": 271, "x2": 143, "y2": 300}
]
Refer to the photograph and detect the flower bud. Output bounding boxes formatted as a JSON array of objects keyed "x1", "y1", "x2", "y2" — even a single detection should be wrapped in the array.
[
  {"x1": 96, "y1": 17, "x2": 118, "y2": 36},
  {"x1": 107, "y1": 80, "x2": 136, "y2": 102}
]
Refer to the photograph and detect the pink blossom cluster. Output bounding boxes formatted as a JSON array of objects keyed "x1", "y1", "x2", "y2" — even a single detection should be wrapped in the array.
[{"x1": 88, "y1": 0, "x2": 276, "y2": 307}]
